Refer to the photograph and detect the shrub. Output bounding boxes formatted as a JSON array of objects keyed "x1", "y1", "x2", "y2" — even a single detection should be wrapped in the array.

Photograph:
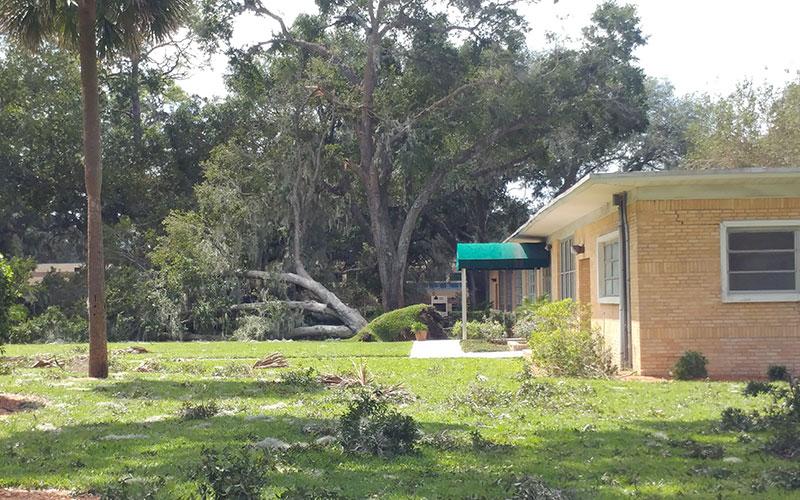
[
  {"x1": 193, "y1": 447, "x2": 269, "y2": 499},
  {"x1": 768, "y1": 365, "x2": 790, "y2": 382},
  {"x1": 9, "y1": 306, "x2": 87, "y2": 343},
  {"x1": 513, "y1": 299, "x2": 614, "y2": 377},
  {"x1": 720, "y1": 407, "x2": 757, "y2": 431},
  {"x1": 0, "y1": 255, "x2": 17, "y2": 347},
  {"x1": 452, "y1": 319, "x2": 505, "y2": 340},
  {"x1": 354, "y1": 304, "x2": 428, "y2": 341},
  {"x1": 743, "y1": 381, "x2": 774, "y2": 397},
  {"x1": 339, "y1": 390, "x2": 419, "y2": 456},
  {"x1": 671, "y1": 351, "x2": 708, "y2": 380}
]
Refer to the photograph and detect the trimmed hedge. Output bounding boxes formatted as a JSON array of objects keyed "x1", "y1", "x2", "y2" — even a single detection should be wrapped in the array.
[{"x1": 354, "y1": 304, "x2": 428, "y2": 341}]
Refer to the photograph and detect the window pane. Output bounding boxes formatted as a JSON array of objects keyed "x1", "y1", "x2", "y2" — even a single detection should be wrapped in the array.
[
  {"x1": 729, "y1": 231, "x2": 794, "y2": 251},
  {"x1": 729, "y1": 272, "x2": 796, "y2": 291},
  {"x1": 729, "y1": 251, "x2": 795, "y2": 272}
]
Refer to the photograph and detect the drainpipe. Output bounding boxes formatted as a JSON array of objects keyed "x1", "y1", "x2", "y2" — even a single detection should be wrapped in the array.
[{"x1": 613, "y1": 192, "x2": 632, "y2": 369}]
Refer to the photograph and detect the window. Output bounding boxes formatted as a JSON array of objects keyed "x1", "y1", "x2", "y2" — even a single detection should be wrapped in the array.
[
  {"x1": 721, "y1": 221, "x2": 800, "y2": 302},
  {"x1": 542, "y1": 267, "x2": 552, "y2": 298},
  {"x1": 597, "y1": 231, "x2": 621, "y2": 303},
  {"x1": 525, "y1": 269, "x2": 537, "y2": 299},
  {"x1": 559, "y1": 237, "x2": 576, "y2": 300},
  {"x1": 513, "y1": 270, "x2": 523, "y2": 307}
]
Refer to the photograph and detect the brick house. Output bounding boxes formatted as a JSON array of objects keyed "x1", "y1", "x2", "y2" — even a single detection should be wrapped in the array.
[{"x1": 489, "y1": 168, "x2": 800, "y2": 378}]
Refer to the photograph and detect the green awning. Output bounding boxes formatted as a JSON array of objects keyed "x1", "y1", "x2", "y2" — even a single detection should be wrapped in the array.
[{"x1": 456, "y1": 242, "x2": 550, "y2": 270}]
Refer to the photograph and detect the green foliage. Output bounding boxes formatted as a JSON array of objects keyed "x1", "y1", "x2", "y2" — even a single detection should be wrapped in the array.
[
  {"x1": 233, "y1": 302, "x2": 303, "y2": 341},
  {"x1": 355, "y1": 304, "x2": 429, "y2": 342},
  {"x1": 9, "y1": 306, "x2": 87, "y2": 343},
  {"x1": 768, "y1": 365, "x2": 790, "y2": 382},
  {"x1": 672, "y1": 351, "x2": 708, "y2": 380},
  {"x1": 0, "y1": 255, "x2": 14, "y2": 344},
  {"x1": 743, "y1": 381, "x2": 774, "y2": 397},
  {"x1": 514, "y1": 299, "x2": 615, "y2": 377},
  {"x1": 339, "y1": 390, "x2": 420, "y2": 457},
  {"x1": 719, "y1": 407, "x2": 758, "y2": 432},
  {"x1": 193, "y1": 447, "x2": 270, "y2": 499},
  {"x1": 453, "y1": 319, "x2": 505, "y2": 340}
]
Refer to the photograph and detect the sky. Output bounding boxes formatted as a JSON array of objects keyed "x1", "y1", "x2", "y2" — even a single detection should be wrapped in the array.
[{"x1": 177, "y1": 0, "x2": 800, "y2": 99}]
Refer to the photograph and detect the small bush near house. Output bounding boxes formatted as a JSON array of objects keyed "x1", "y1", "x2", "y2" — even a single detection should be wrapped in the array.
[
  {"x1": 9, "y1": 306, "x2": 87, "y2": 343},
  {"x1": 339, "y1": 390, "x2": 419, "y2": 456},
  {"x1": 193, "y1": 446, "x2": 270, "y2": 499},
  {"x1": 452, "y1": 319, "x2": 505, "y2": 340},
  {"x1": 354, "y1": 304, "x2": 442, "y2": 341},
  {"x1": 672, "y1": 351, "x2": 708, "y2": 380},
  {"x1": 743, "y1": 380, "x2": 774, "y2": 397},
  {"x1": 768, "y1": 365, "x2": 790, "y2": 382},
  {"x1": 513, "y1": 299, "x2": 614, "y2": 377},
  {"x1": 719, "y1": 407, "x2": 758, "y2": 432}
]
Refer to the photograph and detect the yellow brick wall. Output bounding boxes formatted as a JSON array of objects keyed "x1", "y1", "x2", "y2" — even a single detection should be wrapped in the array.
[
  {"x1": 633, "y1": 197, "x2": 800, "y2": 378},
  {"x1": 567, "y1": 211, "x2": 634, "y2": 370}
]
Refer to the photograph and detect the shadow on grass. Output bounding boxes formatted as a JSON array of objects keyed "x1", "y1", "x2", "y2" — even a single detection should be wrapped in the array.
[
  {"x1": 91, "y1": 378, "x2": 327, "y2": 400},
  {"x1": 0, "y1": 413, "x2": 787, "y2": 498}
]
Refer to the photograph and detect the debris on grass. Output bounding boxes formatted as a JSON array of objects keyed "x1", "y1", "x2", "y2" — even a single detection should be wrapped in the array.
[
  {"x1": 143, "y1": 415, "x2": 169, "y2": 423},
  {"x1": 314, "y1": 435, "x2": 337, "y2": 446},
  {"x1": 100, "y1": 434, "x2": 149, "y2": 441},
  {"x1": 178, "y1": 401, "x2": 220, "y2": 420},
  {"x1": 253, "y1": 352, "x2": 288, "y2": 369},
  {"x1": 0, "y1": 488, "x2": 98, "y2": 499},
  {"x1": 670, "y1": 439, "x2": 724, "y2": 459},
  {"x1": 31, "y1": 357, "x2": 62, "y2": 369},
  {"x1": 133, "y1": 360, "x2": 162, "y2": 373},
  {"x1": 509, "y1": 475, "x2": 571, "y2": 499},
  {"x1": 35, "y1": 423, "x2": 59, "y2": 433},
  {"x1": 113, "y1": 346, "x2": 150, "y2": 355},
  {"x1": 0, "y1": 394, "x2": 46, "y2": 416},
  {"x1": 252, "y1": 437, "x2": 291, "y2": 451}
]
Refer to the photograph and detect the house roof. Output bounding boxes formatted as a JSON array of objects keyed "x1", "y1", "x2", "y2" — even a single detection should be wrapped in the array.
[{"x1": 507, "y1": 167, "x2": 800, "y2": 241}]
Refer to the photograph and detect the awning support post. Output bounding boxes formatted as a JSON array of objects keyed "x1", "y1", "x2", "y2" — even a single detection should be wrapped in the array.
[{"x1": 461, "y1": 267, "x2": 467, "y2": 340}]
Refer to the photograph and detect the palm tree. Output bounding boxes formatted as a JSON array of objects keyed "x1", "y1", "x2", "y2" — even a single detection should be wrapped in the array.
[{"x1": 0, "y1": 0, "x2": 190, "y2": 378}]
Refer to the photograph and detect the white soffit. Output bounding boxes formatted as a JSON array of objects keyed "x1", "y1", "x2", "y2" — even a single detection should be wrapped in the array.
[{"x1": 507, "y1": 168, "x2": 800, "y2": 241}]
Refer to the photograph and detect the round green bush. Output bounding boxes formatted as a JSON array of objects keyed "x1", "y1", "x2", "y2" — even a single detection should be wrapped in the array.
[
  {"x1": 354, "y1": 304, "x2": 429, "y2": 341},
  {"x1": 672, "y1": 351, "x2": 708, "y2": 380}
]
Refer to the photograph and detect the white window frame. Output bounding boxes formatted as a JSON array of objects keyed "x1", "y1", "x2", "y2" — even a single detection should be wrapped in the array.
[
  {"x1": 720, "y1": 220, "x2": 800, "y2": 303},
  {"x1": 596, "y1": 230, "x2": 621, "y2": 304},
  {"x1": 559, "y1": 237, "x2": 576, "y2": 300}
]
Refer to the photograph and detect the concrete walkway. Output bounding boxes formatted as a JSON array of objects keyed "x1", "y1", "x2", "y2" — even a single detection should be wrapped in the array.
[{"x1": 408, "y1": 339, "x2": 529, "y2": 359}]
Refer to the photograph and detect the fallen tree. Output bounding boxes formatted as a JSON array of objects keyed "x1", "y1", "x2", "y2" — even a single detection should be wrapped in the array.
[{"x1": 243, "y1": 270, "x2": 367, "y2": 336}]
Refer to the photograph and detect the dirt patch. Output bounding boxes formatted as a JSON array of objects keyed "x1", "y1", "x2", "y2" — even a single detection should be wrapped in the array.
[
  {"x1": 0, "y1": 394, "x2": 46, "y2": 416},
  {"x1": 0, "y1": 489, "x2": 98, "y2": 499}
]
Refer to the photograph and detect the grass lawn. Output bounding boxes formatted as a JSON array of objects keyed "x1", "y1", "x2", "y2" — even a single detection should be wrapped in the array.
[
  {"x1": 0, "y1": 341, "x2": 795, "y2": 498},
  {"x1": 460, "y1": 339, "x2": 512, "y2": 353}
]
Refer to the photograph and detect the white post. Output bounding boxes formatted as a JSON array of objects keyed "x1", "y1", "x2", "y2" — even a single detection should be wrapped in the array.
[{"x1": 461, "y1": 267, "x2": 468, "y2": 340}]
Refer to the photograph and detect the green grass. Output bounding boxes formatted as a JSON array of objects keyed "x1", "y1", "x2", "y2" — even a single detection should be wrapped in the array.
[
  {"x1": 460, "y1": 339, "x2": 510, "y2": 353},
  {"x1": 0, "y1": 341, "x2": 795, "y2": 498}
]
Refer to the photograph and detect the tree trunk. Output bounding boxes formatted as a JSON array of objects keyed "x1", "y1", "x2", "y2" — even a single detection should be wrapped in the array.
[
  {"x1": 129, "y1": 52, "x2": 142, "y2": 149},
  {"x1": 78, "y1": 0, "x2": 108, "y2": 378},
  {"x1": 232, "y1": 300, "x2": 338, "y2": 318},
  {"x1": 289, "y1": 325, "x2": 353, "y2": 338},
  {"x1": 244, "y1": 271, "x2": 368, "y2": 333}
]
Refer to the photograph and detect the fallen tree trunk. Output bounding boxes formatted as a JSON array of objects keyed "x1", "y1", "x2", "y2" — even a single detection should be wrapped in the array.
[
  {"x1": 290, "y1": 325, "x2": 353, "y2": 338},
  {"x1": 231, "y1": 300, "x2": 338, "y2": 318},
  {"x1": 244, "y1": 270, "x2": 368, "y2": 333}
]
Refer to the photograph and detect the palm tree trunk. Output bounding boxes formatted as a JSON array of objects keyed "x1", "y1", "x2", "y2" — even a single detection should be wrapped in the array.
[{"x1": 78, "y1": 0, "x2": 108, "y2": 378}]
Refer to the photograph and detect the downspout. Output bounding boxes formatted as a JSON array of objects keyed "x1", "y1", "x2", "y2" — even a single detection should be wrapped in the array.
[{"x1": 613, "y1": 192, "x2": 632, "y2": 369}]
